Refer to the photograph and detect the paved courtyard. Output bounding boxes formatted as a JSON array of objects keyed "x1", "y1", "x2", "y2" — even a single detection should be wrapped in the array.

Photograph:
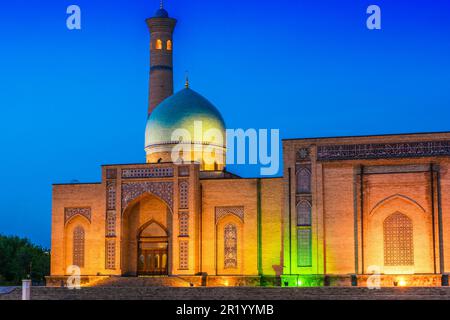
[{"x1": 2, "y1": 286, "x2": 450, "y2": 300}]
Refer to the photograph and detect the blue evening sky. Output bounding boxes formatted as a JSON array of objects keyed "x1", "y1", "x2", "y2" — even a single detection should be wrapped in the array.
[{"x1": 0, "y1": 0, "x2": 449, "y2": 247}]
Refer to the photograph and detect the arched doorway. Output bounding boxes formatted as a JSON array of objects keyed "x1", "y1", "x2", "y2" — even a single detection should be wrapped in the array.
[
  {"x1": 121, "y1": 192, "x2": 172, "y2": 276},
  {"x1": 137, "y1": 222, "x2": 169, "y2": 275}
]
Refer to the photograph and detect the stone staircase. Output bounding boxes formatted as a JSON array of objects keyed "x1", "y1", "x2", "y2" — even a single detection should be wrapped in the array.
[
  {"x1": 2, "y1": 286, "x2": 450, "y2": 300},
  {"x1": 0, "y1": 287, "x2": 209, "y2": 300},
  {"x1": 95, "y1": 276, "x2": 195, "y2": 288}
]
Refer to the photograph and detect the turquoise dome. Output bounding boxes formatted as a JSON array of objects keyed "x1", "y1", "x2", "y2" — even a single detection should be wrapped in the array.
[{"x1": 145, "y1": 88, "x2": 226, "y2": 148}]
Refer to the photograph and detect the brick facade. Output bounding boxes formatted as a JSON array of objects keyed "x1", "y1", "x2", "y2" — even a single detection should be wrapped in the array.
[
  {"x1": 49, "y1": 5, "x2": 450, "y2": 287},
  {"x1": 283, "y1": 132, "x2": 450, "y2": 281}
]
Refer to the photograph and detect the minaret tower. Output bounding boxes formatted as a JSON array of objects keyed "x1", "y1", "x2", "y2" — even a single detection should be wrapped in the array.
[{"x1": 146, "y1": 1, "x2": 177, "y2": 115}]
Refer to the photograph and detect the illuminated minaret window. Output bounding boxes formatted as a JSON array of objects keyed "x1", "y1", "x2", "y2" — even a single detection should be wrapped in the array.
[{"x1": 146, "y1": 1, "x2": 177, "y2": 115}]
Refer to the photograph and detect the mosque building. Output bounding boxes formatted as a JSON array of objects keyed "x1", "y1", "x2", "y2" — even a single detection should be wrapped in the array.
[{"x1": 48, "y1": 3, "x2": 450, "y2": 287}]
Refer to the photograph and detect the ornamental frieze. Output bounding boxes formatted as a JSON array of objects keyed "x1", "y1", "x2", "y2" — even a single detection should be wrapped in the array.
[
  {"x1": 121, "y1": 181, "x2": 174, "y2": 211},
  {"x1": 317, "y1": 141, "x2": 450, "y2": 161},
  {"x1": 122, "y1": 167, "x2": 174, "y2": 179},
  {"x1": 65, "y1": 207, "x2": 91, "y2": 224}
]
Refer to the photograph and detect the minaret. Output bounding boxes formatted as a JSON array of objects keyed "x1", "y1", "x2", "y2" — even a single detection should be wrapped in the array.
[{"x1": 146, "y1": 1, "x2": 177, "y2": 115}]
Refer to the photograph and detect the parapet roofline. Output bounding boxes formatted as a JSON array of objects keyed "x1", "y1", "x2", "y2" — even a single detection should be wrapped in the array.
[{"x1": 282, "y1": 130, "x2": 450, "y2": 142}]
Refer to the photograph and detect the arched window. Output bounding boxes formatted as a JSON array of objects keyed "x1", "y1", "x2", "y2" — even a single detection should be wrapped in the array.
[
  {"x1": 224, "y1": 224, "x2": 237, "y2": 269},
  {"x1": 166, "y1": 40, "x2": 172, "y2": 51},
  {"x1": 384, "y1": 212, "x2": 414, "y2": 266},
  {"x1": 297, "y1": 201, "x2": 311, "y2": 226},
  {"x1": 296, "y1": 200, "x2": 312, "y2": 267},
  {"x1": 155, "y1": 39, "x2": 162, "y2": 50},
  {"x1": 297, "y1": 229, "x2": 312, "y2": 267},
  {"x1": 296, "y1": 165, "x2": 311, "y2": 194},
  {"x1": 73, "y1": 226, "x2": 85, "y2": 268}
]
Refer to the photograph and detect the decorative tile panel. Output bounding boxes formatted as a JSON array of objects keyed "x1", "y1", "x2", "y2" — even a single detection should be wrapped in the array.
[
  {"x1": 215, "y1": 206, "x2": 244, "y2": 224},
  {"x1": 224, "y1": 224, "x2": 238, "y2": 269},
  {"x1": 179, "y1": 212, "x2": 189, "y2": 236},
  {"x1": 106, "y1": 239, "x2": 116, "y2": 270},
  {"x1": 296, "y1": 148, "x2": 310, "y2": 162},
  {"x1": 179, "y1": 241, "x2": 189, "y2": 270},
  {"x1": 106, "y1": 169, "x2": 117, "y2": 180},
  {"x1": 65, "y1": 208, "x2": 91, "y2": 224},
  {"x1": 122, "y1": 182, "x2": 174, "y2": 211},
  {"x1": 106, "y1": 211, "x2": 116, "y2": 237},
  {"x1": 317, "y1": 141, "x2": 450, "y2": 161},
  {"x1": 122, "y1": 167, "x2": 174, "y2": 179},
  {"x1": 105, "y1": 170, "x2": 117, "y2": 269},
  {"x1": 107, "y1": 181, "x2": 116, "y2": 211},
  {"x1": 73, "y1": 226, "x2": 85, "y2": 268},
  {"x1": 179, "y1": 181, "x2": 189, "y2": 209}
]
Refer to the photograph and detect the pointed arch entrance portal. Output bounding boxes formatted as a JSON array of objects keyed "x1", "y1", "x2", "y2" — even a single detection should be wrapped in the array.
[
  {"x1": 138, "y1": 221, "x2": 169, "y2": 275},
  {"x1": 121, "y1": 192, "x2": 172, "y2": 276}
]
